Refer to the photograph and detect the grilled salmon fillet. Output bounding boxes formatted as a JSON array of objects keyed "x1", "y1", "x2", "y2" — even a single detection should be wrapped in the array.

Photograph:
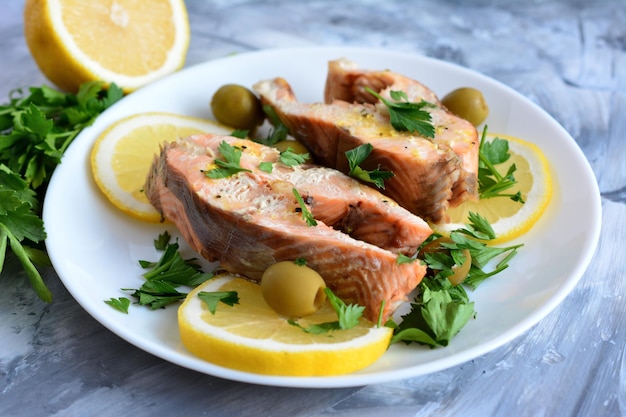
[
  {"x1": 254, "y1": 58, "x2": 479, "y2": 224},
  {"x1": 145, "y1": 134, "x2": 430, "y2": 321}
]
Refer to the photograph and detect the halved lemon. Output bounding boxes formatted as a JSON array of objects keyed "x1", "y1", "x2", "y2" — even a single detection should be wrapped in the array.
[
  {"x1": 178, "y1": 274, "x2": 393, "y2": 376},
  {"x1": 24, "y1": 0, "x2": 190, "y2": 92},
  {"x1": 437, "y1": 133, "x2": 553, "y2": 244},
  {"x1": 90, "y1": 112, "x2": 233, "y2": 222}
]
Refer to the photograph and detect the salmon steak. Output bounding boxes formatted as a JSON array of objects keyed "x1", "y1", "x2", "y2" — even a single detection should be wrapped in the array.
[
  {"x1": 253, "y1": 58, "x2": 479, "y2": 224},
  {"x1": 144, "y1": 134, "x2": 430, "y2": 321}
]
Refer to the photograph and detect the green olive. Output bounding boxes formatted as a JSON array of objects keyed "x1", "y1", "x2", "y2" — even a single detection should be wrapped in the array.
[
  {"x1": 210, "y1": 84, "x2": 264, "y2": 130},
  {"x1": 441, "y1": 87, "x2": 489, "y2": 127},
  {"x1": 418, "y1": 236, "x2": 454, "y2": 258},
  {"x1": 261, "y1": 261, "x2": 327, "y2": 318},
  {"x1": 418, "y1": 237, "x2": 471, "y2": 286},
  {"x1": 272, "y1": 140, "x2": 310, "y2": 157},
  {"x1": 448, "y1": 249, "x2": 471, "y2": 286}
]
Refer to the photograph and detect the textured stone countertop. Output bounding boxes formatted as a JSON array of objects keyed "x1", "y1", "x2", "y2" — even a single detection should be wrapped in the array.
[{"x1": 1, "y1": 1, "x2": 624, "y2": 416}]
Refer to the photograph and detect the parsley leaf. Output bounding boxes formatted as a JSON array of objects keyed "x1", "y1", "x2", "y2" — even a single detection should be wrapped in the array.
[
  {"x1": 105, "y1": 297, "x2": 131, "y2": 314},
  {"x1": 345, "y1": 143, "x2": 394, "y2": 189},
  {"x1": 292, "y1": 188, "x2": 317, "y2": 226},
  {"x1": 365, "y1": 87, "x2": 435, "y2": 138},
  {"x1": 396, "y1": 253, "x2": 416, "y2": 264},
  {"x1": 230, "y1": 129, "x2": 249, "y2": 139},
  {"x1": 198, "y1": 290, "x2": 240, "y2": 314},
  {"x1": 290, "y1": 287, "x2": 365, "y2": 334},
  {"x1": 153, "y1": 231, "x2": 171, "y2": 251},
  {"x1": 203, "y1": 141, "x2": 251, "y2": 179},
  {"x1": 258, "y1": 161, "x2": 273, "y2": 173},
  {"x1": 128, "y1": 235, "x2": 214, "y2": 309},
  {"x1": 256, "y1": 105, "x2": 289, "y2": 146},
  {"x1": 279, "y1": 147, "x2": 309, "y2": 166},
  {"x1": 478, "y1": 126, "x2": 525, "y2": 202}
]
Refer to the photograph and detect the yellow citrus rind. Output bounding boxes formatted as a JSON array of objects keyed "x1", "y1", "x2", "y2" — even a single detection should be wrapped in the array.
[
  {"x1": 24, "y1": 0, "x2": 190, "y2": 92},
  {"x1": 90, "y1": 112, "x2": 233, "y2": 222},
  {"x1": 178, "y1": 275, "x2": 393, "y2": 376},
  {"x1": 436, "y1": 133, "x2": 553, "y2": 244}
]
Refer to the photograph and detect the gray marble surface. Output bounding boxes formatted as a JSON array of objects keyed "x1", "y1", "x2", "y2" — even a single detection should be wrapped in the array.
[{"x1": 1, "y1": 0, "x2": 624, "y2": 416}]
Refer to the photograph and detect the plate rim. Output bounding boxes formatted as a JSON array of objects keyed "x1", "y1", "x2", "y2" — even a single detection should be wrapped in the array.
[{"x1": 43, "y1": 45, "x2": 602, "y2": 388}]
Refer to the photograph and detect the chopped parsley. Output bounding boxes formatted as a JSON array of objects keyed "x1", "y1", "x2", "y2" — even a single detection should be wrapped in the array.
[
  {"x1": 104, "y1": 297, "x2": 131, "y2": 314},
  {"x1": 203, "y1": 140, "x2": 251, "y2": 179},
  {"x1": 365, "y1": 87, "x2": 435, "y2": 138},
  {"x1": 289, "y1": 287, "x2": 365, "y2": 334},
  {"x1": 292, "y1": 188, "x2": 317, "y2": 227},
  {"x1": 478, "y1": 126, "x2": 525, "y2": 202},
  {"x1": 346, "y1": 143, "x2": 394, "y2": 189},
  {"x1": 389, "y1": 212, "x2": 522, "y2": 347},
  {"x1": 279, "y1": 147, "x2": 309, "y2": 166},
  {"x1": 197, "y1": 290, "x2": 240, "y2": 314},
  {"x1": 117, "y1": 232, "x2": 214, "y2": 310}
]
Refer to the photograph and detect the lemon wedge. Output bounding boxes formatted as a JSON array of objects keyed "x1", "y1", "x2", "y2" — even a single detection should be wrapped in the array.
[
  {"x1": 437, "y1": 133, "x2": 553, "y2": 244},
  {"x1": 24, "y1": 0, "x2": 190, "y2": 92},
  {"x1": 178, "y1": 274, "x2": 393, "y2": 376},
  {"x1": 90, "y1": 112, "x2": 232, "y2": 222}
]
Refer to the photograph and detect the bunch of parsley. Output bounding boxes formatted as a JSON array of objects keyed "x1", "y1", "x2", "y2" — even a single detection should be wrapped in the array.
[{"x1": 0, "y1": 81, "x2": 123, "y2": 301}]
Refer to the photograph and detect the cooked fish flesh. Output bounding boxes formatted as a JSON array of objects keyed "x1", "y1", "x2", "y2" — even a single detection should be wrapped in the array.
[
  {"x1": 145, "y1": 134, "x2": 430, "y2": 321},
  {"x1": 254, "y1": 58, "x2": 479, "y2": 223}
]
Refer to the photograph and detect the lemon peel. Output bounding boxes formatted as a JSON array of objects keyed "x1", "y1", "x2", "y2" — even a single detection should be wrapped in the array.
[
  {"x1": 178, "y1": 274, "x2": 393, "y2": 376},
  {"x1": 436, "y1": 133, "x2": 553, "y2": 244},
  {"x1": 24, "y1": 0, "x2": 190, "y2": 92},
  {"x1": 90, "y1": 112, "x2": 232, "y2": 222}
]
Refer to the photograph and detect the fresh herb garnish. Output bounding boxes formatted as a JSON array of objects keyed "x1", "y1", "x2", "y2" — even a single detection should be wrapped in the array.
[
  {"x1": 290, "y1": 287, "x2": 365, "y2": 334},
  {"x1": 258, "y1": 161, "x2": 273, "y2": 173},
  {"x1": 396, "y1": 253, "x2": 416, "y2": 265},
  {"x1": 279, "y1": 147, "x2": 309, "y2": 166},
  {"x1": 230, "y1": 129, "x2": 249, "y2": 139},
  {"x1": 292, "y1": 188, "x2": 317, "y2": 226},
  {"x1": 365, "y1": 87, "x2": 435, "y2": 138},
  {"x1": 390, "y1": 212, "x2": 522, "y2": 347},
  {"x1": 346, "y1": 143, "x2": 394, "y2": 189},
  {"x1": 105, "y1": 297, "x2": 131, "y2": 314},
  {"x1": 124, "y1": 232, "x2": 214, "y2": 310},
  {"x1": 0, "y1": 81, "x2": 123, "y2": 301},
  {"x1": 197, "y1": 290, "x2": 240, "y2": 314},
  {"x1": 478, "y1": 126, "x2": 525, "y2": 202},
  {"x1": 257, "y1": 105, "x2": 289, "y2": 146},
  {"x1": 259, "y1": 147, "x2": 309, "y2": 173},
  {"x1": 203, "y1": 140, "x2": 251, "y2": 179}
]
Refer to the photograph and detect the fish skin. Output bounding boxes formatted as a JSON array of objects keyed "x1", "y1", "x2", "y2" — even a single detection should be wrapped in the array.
[
  {"x1": 254, "y1": 58, "x2": 479, "y2": 224},
  {"x1": 145, "y1": 134, "x2": 429, "y2": 321}
]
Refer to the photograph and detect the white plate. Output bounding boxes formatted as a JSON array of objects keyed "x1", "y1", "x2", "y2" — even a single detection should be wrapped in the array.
[{"x1": 43, "y1": 47, "x2": 602, "y2": 388}]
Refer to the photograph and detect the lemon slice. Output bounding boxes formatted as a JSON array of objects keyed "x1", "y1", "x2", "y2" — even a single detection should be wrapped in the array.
[
  {"x1": 90, "y1": 112, "x2": 232, "y2": 222},
  {"x1": 178, "y1": 274, "x2": 393, "y2": 376},
  {"x1": 437, "y1": 134, "x2": 553, "y2": 244},
  {"x1": 24, "y1": 0, "x2": 190, "y2": 92}
]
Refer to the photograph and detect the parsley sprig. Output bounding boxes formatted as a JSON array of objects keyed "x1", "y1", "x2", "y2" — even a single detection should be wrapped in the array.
[
  {"x1": 0, "y1": 81, "x2": 123, "y2": 302},
  {"x1": 345, "y1": 143, "x2": 394, "y2": 189},
  {"x1": 119, "y1": 232, "x2": 214, "y2": 310},
  {"x1": 389, "y1": 212, "x2": 522, "y2": 347},
  {"x1": 293, "y1": 188, "x2": 317, "y2": 227},
  {"x1": 478, "y1": 127, "x2": 524, "y2": 202},
  {"x1": 365, "y1": 87, "x2": 435, "y2": 138},
  {"x1": 203, "y1": 140, "x2": 251, "y2": 179},
  {"x1": 289, "y1": 287, "x2": 365, "y2": 334},
  {"x1": 197, "y1": 290, "x2": 239, "y2": 314}
]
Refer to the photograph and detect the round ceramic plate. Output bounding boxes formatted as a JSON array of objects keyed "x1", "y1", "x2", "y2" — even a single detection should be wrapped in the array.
[{"x1": 43, "y1": 46, "x2": 602, "y2": 388}]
